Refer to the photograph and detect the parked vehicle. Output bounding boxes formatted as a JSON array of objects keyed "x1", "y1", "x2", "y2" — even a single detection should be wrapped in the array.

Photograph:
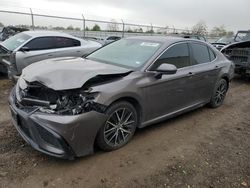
[
  {"x1": 182, "y1": 34, "x2": 207, "y2": 42},
  {"x1": 221, "y1": 30, "x2": 250, "y2": 76},
  {"x1": 212, "y1": 36, "x2": 234, "y2": 51},
  {"x1": 0, "y1": 31, "x2": 102, "y2": 79},
  {"x1": 9, "y1": 36, "x2": 234, "y2": 159},
  {"x1": 0, "y1": 26, "x2": 29, "y2": 41},
  {"x1": 104, "y1": 36, "x2": 121, "y2": 44}
]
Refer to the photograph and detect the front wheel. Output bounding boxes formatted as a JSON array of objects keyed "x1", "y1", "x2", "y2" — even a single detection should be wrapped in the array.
[
  {"x1": 209, "y1": 79, "x2": 228, "y2": 108},
  {"x1": 96, "y1": 101, "x2": 138, "y2": 151}
]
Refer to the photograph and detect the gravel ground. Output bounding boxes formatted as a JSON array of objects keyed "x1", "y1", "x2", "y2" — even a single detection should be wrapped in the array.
[{"x1": 0, "y1": 76, "x2": 249, "y2": 188}]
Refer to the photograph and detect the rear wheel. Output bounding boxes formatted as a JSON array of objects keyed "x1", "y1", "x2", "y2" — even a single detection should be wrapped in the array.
[
  {"x1": 209, "y1": 79, "x2": 228, "y2": 108},
  {"x1": 96, "y1": 101, "x2": 138, "y2": 151}
]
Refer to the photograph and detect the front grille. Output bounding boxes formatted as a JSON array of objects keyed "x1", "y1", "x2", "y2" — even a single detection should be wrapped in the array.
[
  {"x1": 18, "y1": 116, "x2": 31, "y2": 139},
  {"x1": 231, "y1": 56, "x2": 248, "y2": 63}
]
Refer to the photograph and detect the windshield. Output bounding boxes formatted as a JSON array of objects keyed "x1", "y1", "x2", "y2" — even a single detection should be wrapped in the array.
[
  {"x1": 87, "y1": 39, "x2": 162, "y2": 69},
  {"x1": 215, "y1": 37, "x2": 234, "y2": 44},
  {"x1": 235, "y1": 32, "x2": 250, "y2": 42},
  {"x1": 1, "y1": 33, "x2": 31, "y2": 51}
]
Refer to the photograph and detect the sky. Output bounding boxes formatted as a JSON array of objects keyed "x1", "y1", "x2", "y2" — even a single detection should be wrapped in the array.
[{"x1": 0, "y1": 0, "x2": 249, "y2": 32}]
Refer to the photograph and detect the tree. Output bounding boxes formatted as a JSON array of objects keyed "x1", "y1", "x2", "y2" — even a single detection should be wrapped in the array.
[
  {"x1": 192, "y1": 21, "x2": 208, "y2": 36},
  {"x1": 210, "y1": 25, "x2": 227, "y2": 37},
  {"x1": 210, "y1": 25, "x2": 234, "y2": 37},
  {"x1": 67, "y1": 25, "x2": 74, "y2": 30},
  {"x1": 126, "y1": 26, "x2": 133, "y2": 33},
  {"x1": 53, "y1": 26, "x2": 65, "y2": 30},
  {"x1": 226, "y1": 31, "x2": 234, "y2": 37},
  {"x1": 92, "y1": 24, "x2": 101, "y2": 31},
  {"x1": 107, "y1": 19, "x2": 119, "y2": 31},
  {"x1": 85, "y1": 26, "x2": 90, "y2": 31},
  {"x1": 0, "y1": 22, "x2": 4, "y2": 27}
]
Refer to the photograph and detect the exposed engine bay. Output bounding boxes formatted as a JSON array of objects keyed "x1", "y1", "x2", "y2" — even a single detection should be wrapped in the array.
[
  {"x1": 15, "y1": 81, "x2": 107, "y2": 115},
  {"x1": 221, "y1": 41, "x2": 250, "y2": 76}
]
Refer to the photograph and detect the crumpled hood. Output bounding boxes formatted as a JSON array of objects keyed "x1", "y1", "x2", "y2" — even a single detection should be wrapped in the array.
[
  {"x1": 21, "y1": 57, "x2": 131, "y2": 90},
  {"x1": 221, "y1": 41, "x2": 250, "y2": 52}
]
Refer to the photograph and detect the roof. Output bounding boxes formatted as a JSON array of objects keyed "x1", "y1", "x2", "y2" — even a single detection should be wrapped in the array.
[
  {"x1": 126, "y1": 35, "x2": 204, "y2": 45},
  {"x1": 22, "y1": 30, "x2": 77, "y2": 38}
]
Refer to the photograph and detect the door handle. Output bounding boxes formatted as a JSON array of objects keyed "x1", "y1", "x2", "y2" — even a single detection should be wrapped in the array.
[
  {"x1": 188, "y1": 72, "x2": 195, "y2": 76},
  {"x1": 48, "y1": 54, "x2": 53, "y2": 57},
  {"x1": 215, "y1": 65, "x2": 220, "y2": 69}
]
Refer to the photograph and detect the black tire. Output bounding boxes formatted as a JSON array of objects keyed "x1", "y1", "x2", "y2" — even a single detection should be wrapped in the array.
[
  {"x1": 96, "y1": 101, "x2": 138, "y2": 151},
  {"x1": 209, "y1": 79, "x2": 228, "y2": 108}
]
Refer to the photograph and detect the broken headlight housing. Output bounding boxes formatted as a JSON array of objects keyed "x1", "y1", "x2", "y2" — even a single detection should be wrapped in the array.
[
  {"x1": 16, "y1": 81, "x2": 106, "y2": 115},
  {"x1": 40, "y1": 91, "x2": 106, "y2": 115}
]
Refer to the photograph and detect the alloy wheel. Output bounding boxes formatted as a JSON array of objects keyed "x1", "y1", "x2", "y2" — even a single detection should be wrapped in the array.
[
  {"x1": 103, "y1": 108, "x2": 136, "y2": 147},
  {"x1": 214, "y1": 81, "x2": 227, "y2": 106}
]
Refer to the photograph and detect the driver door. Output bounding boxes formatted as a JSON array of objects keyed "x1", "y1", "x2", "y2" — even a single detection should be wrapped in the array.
[{"x1": 142, "y1": 42, "x2": 195, "y2": 121}]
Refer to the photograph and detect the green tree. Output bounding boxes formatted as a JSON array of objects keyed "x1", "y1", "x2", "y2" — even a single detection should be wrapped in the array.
[{"x1": 92, "y1": 24, "x2": 101, "y2": 31}]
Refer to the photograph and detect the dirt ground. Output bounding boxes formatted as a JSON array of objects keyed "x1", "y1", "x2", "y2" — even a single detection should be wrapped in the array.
[{"x1": 0, "y1": 76, "x2": 249, "y2": 188}]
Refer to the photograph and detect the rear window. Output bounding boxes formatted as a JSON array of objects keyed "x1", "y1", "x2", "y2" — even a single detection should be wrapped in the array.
[
  {"x1": 54, "y1": 37, "x2": 80, "y2": 48},
  {"x1": 208, "y1": 48, "x2": 216, "y2": 61}
]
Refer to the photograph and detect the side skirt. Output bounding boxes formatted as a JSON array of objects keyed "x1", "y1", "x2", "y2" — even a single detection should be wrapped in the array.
[{"x1": 139, "y1": 102, "x2": 207, "y2": 128}]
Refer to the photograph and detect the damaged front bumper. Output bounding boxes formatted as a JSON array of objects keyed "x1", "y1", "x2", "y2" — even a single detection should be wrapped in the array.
[{"x1": 9, "y1": 88, "x2": 108, "y2": 159}]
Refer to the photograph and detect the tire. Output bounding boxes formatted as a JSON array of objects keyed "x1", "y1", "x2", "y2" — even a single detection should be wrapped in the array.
[
  {"x1": 96, "y1": 101, "x2": 138, "y2": 151},
  {"x1": 209, "y1": 79, "x2": 228, "y2": 108}
]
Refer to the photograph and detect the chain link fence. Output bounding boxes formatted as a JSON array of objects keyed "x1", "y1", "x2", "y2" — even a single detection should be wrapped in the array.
[{"x1": 0, "y1": 8, "x2": 193, "y2": 39}]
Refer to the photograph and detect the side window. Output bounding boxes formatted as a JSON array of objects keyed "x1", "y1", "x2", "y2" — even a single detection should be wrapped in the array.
[
  {"x1": 55, "y1": 37, "x2": 80, "y2": 48},
  {"x1": 24, "y1": 37, "x2": 55, "y2": 50},
  {"x1": 153, "y1": 43, "x2": 190, "y2": 69},
  {"x1": 208, "y1": 48, "x2": 216, "y2": 61},
  {"x1": 191, "y1": 43, "x2": 210, "y2": 65}
]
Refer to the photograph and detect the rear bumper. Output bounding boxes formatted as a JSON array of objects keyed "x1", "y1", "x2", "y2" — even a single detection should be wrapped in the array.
[{"x1": 9, "y1": 88, "x2": 108, "y2": 159}]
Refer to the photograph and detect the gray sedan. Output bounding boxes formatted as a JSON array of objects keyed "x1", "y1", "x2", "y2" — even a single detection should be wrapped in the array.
[
  {"x1": 0, "y1": 31, "x2": 102, "y2": 79},
  {"x1": 9, "y1": 36, "x2": 234, "y2": 159}
]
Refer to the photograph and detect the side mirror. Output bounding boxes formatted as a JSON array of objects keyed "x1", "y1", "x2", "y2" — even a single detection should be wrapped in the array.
[
  {"x1": 20, "y1": 46, "x2": 30, "y2": 52},
  {"x1": 154, "y1": 64, "x2": 177, "y2": 79}
]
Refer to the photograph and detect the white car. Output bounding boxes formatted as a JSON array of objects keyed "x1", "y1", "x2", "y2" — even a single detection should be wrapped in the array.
[{"x1": 0, "y1": 31, "x2": 102, "y2": 79}]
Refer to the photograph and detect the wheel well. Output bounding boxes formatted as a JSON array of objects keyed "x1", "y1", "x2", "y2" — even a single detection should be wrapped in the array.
[
  {"x1": 221, "y1": 76, "x2": 229, "y2": 85},
  {"x1": 111, "y1": 97, "x2": 142, "y2": 126}
]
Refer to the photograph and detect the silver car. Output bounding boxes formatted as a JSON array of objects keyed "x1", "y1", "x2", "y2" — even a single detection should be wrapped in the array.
[
  {"x1": 9, "y1": 36, "x2": 234, "y2": 159},
  {"x1": 0, "y1": 31, "x2": 102, "y2": 79}
]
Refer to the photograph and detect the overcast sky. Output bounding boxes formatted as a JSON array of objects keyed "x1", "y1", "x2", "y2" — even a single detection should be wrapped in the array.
[{"x1": 0, "y1": 0, "x2": 249, "y2": 32}]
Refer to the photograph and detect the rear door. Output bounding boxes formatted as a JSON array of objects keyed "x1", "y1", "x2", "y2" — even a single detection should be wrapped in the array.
[{"x1": 188, "y1": 42, "x2": 220, "y2": 103}]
